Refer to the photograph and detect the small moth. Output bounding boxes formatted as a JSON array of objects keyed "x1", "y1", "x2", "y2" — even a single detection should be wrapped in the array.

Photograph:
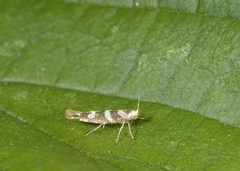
[{"x1": 65, "y1": 99, "x2": 141, "y2": 143}]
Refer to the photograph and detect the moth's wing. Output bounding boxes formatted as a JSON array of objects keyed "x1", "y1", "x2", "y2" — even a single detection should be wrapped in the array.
[
  {"x1": 77, "y1": 109, "x2": 132, "y2": 124},
  {"x1": 65, "y1": 109, "x2": 107, "y2": 124},
  {"x1": 103, "y1": 109, "x2": 133, "y2": 123},
  {"x1": 65, "y1": 109, "x2": 83, "y2": 119},
  {"x1": 65, "y1": 109, "x2": 133, "y2": 124}
]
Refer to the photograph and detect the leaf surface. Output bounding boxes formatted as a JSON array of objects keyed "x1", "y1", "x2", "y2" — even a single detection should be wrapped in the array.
[{"x1": 1, "y1": 0, "x2": 240, "y2": 170}]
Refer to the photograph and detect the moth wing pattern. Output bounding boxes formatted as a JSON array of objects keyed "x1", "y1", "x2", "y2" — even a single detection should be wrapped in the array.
[
  {"x1": 65, "y1": 109, "x2": 132, "y2": 124},
  {"x1": 65, "y1": 107, "x2": 139, "y2": 143}
]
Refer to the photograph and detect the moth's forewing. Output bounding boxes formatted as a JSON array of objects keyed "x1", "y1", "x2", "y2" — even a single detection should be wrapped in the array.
[
  {"x1": 65, "y1": 110, "x2": 82, "y2": 120},
  {"x1": 65, "y1": 109, "x2": 132, "y2": 124}
]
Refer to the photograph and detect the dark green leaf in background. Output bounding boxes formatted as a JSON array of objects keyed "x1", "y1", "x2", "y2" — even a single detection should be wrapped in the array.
[{"x1": 1, "y1": 0, "x2": 240, "y2": 170}]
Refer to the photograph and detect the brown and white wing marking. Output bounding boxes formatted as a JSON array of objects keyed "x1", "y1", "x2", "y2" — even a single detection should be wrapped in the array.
[
  {"x1": 66, "y1": 109, "x2": 105, "y2": 124},
  {"x1": 65, "y1": 109, "x2": 136, "y2": 124},
  {"x1": 102, "y1": 110, "x2": 132, "y2": 124},
  {"x1": 65, "y1": 110, "x2": 83, "y2": 120},
  {"x1": 66, "y1": 108, "x2": 140, "y2": 143},
  {"x1": 100, "y1": 109, "x2": 139, "y2": 123}
]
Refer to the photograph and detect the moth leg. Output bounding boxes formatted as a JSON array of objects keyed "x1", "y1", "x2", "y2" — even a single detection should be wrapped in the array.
[
  {"x1": 103, "y1": 124, "x2": 105, "y2": 129},
  {"x1": 127, "y1": 122, "x2": 134, "y2": 139},
  {"x1": 115, "y1": 122, "x2": 125, "y2": 143},
  {"x1": 85, "y1": 124, "x2": 103, "y2": 136}
]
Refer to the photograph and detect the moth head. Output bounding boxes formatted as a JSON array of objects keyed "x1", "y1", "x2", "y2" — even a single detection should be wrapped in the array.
[
  {"x1": 126, "y1": 98, "x2": 140, "y2": 121},
  {"x1": 126, "y1": 109, "x2": 139, "y2": 121}
]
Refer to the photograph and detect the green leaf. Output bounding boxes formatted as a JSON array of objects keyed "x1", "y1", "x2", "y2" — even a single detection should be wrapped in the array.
[
  {"x1": 62, "y1": 0, "x2": 240, "y2": 20},
  {"x1": 1, "y1": 0, "x2": 240, "y2": 170},
  {"x1": 0, "y1": 111, "x2": 119, "y2": 171}
]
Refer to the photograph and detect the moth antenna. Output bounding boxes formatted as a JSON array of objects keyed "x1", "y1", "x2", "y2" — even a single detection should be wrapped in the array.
[{"x1": 136, "y1": 95, "x2": 140, "y2": 112}]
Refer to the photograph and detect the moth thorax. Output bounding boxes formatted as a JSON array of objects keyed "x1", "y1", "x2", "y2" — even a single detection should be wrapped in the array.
[{"x1": 126, "y1": 110, "x2": 139, "y2": 121}]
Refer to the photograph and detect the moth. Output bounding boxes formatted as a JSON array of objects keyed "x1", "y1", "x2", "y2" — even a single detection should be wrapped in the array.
[{"x1": 65, "y1": 100, "x2": 141, "y2": 143}]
